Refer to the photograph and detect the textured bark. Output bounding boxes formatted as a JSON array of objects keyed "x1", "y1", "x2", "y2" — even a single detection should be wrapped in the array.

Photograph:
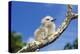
[{"x1": 17, "y1": 4, "x2": 78, "y2": 53}]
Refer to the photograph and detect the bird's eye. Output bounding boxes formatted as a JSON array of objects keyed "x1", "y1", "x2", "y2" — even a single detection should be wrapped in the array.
[{"x1": 46, "y1": 19, "x2": 49, "y2": 20}]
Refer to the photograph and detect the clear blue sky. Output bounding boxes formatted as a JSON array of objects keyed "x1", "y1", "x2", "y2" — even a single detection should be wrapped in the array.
[{"x1": 11, "y1": 1, "x2": 78, "y2": 51}]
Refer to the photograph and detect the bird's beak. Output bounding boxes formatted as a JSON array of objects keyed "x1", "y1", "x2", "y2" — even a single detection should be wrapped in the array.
[
  {"x1": 51, "y1": 19, "x2": 56, "y2": 22},
  {"x1": 53, "y1": 19, "x2": 56, "y2": 21}
]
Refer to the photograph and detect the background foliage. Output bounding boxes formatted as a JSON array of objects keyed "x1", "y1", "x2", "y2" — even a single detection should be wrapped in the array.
[{"x1": 10, "y1": 32, "x2": 26, "y2": 53}]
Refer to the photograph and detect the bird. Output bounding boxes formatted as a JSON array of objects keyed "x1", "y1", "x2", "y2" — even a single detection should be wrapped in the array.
[{"x1": 34, "y1": 16, "x2": 56, "y2": 43}]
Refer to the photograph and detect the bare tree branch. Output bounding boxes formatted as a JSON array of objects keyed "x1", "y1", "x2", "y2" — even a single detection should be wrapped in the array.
[{"x1": 17, "y1": 4, "x2": 78, "y2": 53}]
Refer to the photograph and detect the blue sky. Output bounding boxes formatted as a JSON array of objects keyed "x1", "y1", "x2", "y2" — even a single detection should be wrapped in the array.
[{"x1": 11, "y1": 1, "x2": 78, "y2": 51}]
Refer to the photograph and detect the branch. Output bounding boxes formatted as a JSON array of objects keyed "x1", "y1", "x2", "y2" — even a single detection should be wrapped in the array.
[{"x1": 17, "y1": 4, "x2": 78, "y2": 53}]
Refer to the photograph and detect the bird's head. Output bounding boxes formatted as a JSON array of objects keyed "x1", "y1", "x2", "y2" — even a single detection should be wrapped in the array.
[{"x1": 41, "y1": 16, "x2": 56, "y2": 27}]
